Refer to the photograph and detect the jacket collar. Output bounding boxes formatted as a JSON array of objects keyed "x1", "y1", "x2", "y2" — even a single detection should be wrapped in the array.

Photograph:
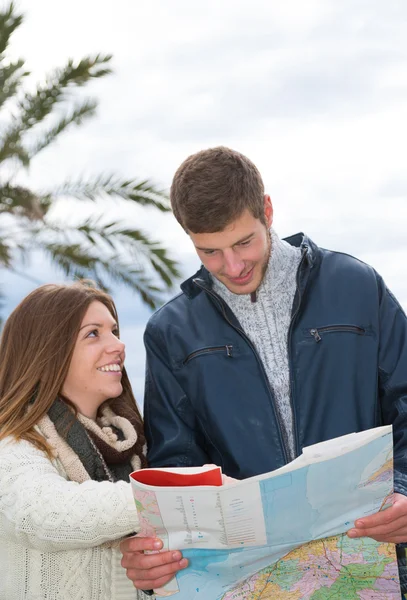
[
  {"x1": 284, "y1": 232, "x2": 318, "y2": 268},
  {"x1": 180, "y1": 264, "x2": 212, "y2": 299},
  {"x1": 180, "y1": 232, "x2": 318, "y2": 299}
]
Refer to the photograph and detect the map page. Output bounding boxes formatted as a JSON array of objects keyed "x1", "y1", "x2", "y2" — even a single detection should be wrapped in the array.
[{"x1": 130, "y1": 425, "x2": 400, "y2": 599}]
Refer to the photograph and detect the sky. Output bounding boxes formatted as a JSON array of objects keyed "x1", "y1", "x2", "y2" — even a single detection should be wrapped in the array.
[{"x1": 1, "y1": 0, "x2": 407, "y2": 406}]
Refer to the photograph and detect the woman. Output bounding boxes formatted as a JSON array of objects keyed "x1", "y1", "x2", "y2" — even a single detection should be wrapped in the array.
[{"x1": 0, "y1": 281, "x2": 152, "y2": 600}]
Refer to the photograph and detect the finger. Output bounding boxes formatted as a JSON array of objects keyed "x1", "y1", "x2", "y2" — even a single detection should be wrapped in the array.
[
  {"x1": 348, "y1": 518, "x2": 407, "y2": 539},
  {"x1": 126, "y1": 558, "x2": 189, "y2": 587},
  {"x1": 132, "y1": 574, "x2": 176, "y2": 590},
  {"x1": 120, "y1": 536, "x2": 163, "y2": 553},
  {"x1": 353, "y1": 505, "x2": 402, "y2": 530},
  {"x1": 121, "y1": 549, "x2": 183, "y2": 571}
]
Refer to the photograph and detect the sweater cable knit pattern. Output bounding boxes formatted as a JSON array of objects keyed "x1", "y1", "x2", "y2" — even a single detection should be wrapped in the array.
[
  {"x1": 212, "y1": 228, "x2": 302, "y2": 460},
  {"x1": 0, "y1": 431, "x2": 149, "y2": 599}
]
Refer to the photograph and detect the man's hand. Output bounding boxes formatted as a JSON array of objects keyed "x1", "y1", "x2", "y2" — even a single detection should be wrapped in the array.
[
  {"x1": 347, "y1": 493, "x2": 407, "y2": 543},
  {"x1": 120, "y1": 536, "x2": 188, "y2": 590}
]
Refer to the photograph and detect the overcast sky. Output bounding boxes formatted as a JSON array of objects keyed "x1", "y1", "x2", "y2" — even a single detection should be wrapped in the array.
[{"x1": 2, "y1": 0, "x2": 407, "y2": 405}]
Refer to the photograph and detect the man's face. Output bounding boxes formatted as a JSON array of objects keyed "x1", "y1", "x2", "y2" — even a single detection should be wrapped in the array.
[{"x1": 189, "y1": 195, "x2": 273, "y2": 295}]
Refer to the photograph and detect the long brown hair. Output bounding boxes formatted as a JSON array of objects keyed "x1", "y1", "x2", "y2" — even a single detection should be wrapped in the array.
[{"x1": 0, "y1": 281, "x2": 146, "y2": 459}]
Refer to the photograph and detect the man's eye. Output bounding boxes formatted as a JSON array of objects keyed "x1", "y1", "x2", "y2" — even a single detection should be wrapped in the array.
[
  {"x1": 203, "y1": 249, "x2": 216, "y2": 255},
  {"x1": 239, "y1": 240, "x2": 251, "y2": 246}
]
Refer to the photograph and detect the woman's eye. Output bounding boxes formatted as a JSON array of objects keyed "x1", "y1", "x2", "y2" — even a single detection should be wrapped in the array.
[
  {"x1": 112, "y1": 329, "x2": 120, "y2": 338},
  {"x1": 86, "y1": 329, "x2": 98, "y2": 338}
]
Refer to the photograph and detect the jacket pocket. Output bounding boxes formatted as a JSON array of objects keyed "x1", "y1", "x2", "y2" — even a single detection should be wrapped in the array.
[
  {"x1": 183, "y1": 345, "x2": 233, "y2": 365},
  {"x1": 307, "y1": 325, "x2": 366, "y2": 343}
]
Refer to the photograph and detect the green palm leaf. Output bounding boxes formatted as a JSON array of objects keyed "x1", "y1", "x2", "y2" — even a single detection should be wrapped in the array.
[
  {"x1": 52, "y1": 175, "x2": 170, "y2": 212},
  {"x1": 0, "y1": 2, "x2": 180, "y2": 311}
]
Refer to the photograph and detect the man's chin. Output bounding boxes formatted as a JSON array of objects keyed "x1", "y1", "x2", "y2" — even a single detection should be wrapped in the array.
[
  {"x1": 229, "y1": 286, "x2": 256, "y2": 295},
  {"x1": 221, "y1": 278, "x2": 260, "y2": 295}
]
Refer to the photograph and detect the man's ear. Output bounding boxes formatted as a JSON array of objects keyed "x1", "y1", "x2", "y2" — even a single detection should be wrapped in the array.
[{"x1": 264, "y1": 195, "x2": 273, "y2": 227}]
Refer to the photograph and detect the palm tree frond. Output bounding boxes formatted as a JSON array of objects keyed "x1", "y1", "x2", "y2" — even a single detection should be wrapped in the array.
[
  {"x1": 51, "y1": 174, "x2": 170, "y2": 211},
  {"x1": 91, "y1": 260, "x2": 164, "y2": 309},
  {"x1": 42, "y1": 242, "x2": 98, "y2": 275},
  {"x1": 0, "y1": 183, "x2": 45, "y2": 219},
  {"x1": 40, "y1": 240, "x2": 168, "y2": 309},
  {"x1": 0, "y1": 3, "x2": 23, "y2": 55},
  {"x1": 35, "y1": 218, "x2": 180, "y2": 297},
  {"x1": 0, "y1": 54, "x2": 112, "y2": 160},
  {"x1": 0, "y1": 59, "x2": 28, "y2": 109},
  {"x1": 58, "y1": 54, "x2": 113, "y2": 87},
  {"x1": 53, "y1": 218, "x2": 178, "y2": 277},
  {"x1": 0, "y1": 128, "x2": 29, "y2": 166},
  {"x1": 150, "y1": 247, "x2": 181, "y2": 284},
  {"x1": 0, "y1": 5, "x2": 180, "y2": 311},
  {"x1": 150, "y1": 257, "x2": 176, "y2": 288},
  {"x1": 29, "y1": 99, "x2": 98, "y2": 157},
  {"x1": 0, "y1": 239, "x2": 12, "y2": 267}
]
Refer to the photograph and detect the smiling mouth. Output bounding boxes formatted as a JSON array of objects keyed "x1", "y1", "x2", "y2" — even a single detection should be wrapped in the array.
[
  {"x1": 228, "y1": 267, "x2": 254, "y2": 283},
  {"x1": 97, "y1": 364, "x2": 122, "y2": 373}
]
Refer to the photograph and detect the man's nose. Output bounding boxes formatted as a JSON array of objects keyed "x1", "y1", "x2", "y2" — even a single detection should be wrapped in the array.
[{"x1": 223, "y1": 250, "x2": 244, "y2": 277}]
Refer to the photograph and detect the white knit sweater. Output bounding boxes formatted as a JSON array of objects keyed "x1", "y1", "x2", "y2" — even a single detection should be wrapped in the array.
[{"x1": 0, "y1": 436, "x2": 147, "y2": 600}]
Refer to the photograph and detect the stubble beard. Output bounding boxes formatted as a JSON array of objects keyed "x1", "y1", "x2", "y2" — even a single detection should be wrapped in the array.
[{"x1": 259, "y1": 228, "x2": 272, "y2": 283}]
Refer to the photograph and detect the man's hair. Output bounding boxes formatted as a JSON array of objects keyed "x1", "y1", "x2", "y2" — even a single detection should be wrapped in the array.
[
  {"x1": 0, "y1": 281, "x2": 145, "y2": 459},
  {"x1": 170, "y1": 146, "x2": 265, "y2": 233}
]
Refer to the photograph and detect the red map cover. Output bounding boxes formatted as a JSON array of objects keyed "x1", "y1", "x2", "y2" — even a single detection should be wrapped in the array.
[{"x1": 130, "y1": 466, "x2": 223, "y2": 487}]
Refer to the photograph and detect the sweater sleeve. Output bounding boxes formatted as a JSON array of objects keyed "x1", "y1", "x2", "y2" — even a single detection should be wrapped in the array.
[{"x1": 0, "y1": 438, "x2": 139, "y2": 551}]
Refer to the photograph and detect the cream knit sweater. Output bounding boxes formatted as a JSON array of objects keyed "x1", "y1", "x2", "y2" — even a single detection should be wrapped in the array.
[{"x1": 0, "y1": 435, "x2": 148, "y2": 600}]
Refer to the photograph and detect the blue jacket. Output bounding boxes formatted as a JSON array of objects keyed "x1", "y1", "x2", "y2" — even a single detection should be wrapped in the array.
[{"x1": 143, "y1": 233, "x2": 407, "y2": 496}]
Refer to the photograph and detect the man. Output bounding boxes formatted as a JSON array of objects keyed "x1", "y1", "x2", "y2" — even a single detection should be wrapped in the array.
[{"x1": 121, "y1": 146, "x2": 407, "y2": 595}]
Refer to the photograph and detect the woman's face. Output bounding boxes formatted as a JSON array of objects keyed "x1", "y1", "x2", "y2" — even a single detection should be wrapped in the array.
[{"x1": 61, "y1": 300, "x2": 125, "y2": 419}]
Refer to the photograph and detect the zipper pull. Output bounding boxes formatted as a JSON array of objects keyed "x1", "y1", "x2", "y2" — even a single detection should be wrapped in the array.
[
  {"x1": 226, "y1": 345, "x2": 233, "y2": 357},
  {"x1": 310, "y1": 328, "x2": 321, "y2": 343}
]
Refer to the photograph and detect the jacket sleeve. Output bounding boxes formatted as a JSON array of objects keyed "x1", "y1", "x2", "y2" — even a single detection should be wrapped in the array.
[
  {"x1": 376, "y1": 275, "x2": 407, "y2": 496},
  {"x1": 0, "y1": 438, "x2": 138, "y2": 551},
  {"x1": 143, "y1": 320, "x2": 211, "y2": 468}
]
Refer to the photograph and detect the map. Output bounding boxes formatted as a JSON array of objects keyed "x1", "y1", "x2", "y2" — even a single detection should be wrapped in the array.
[
  {"x1": 131, "y1": 426, "x2": 400, "y2": 599},
  {"x1": 220, "y1": 536, "x2": 399, "y2": 599}
]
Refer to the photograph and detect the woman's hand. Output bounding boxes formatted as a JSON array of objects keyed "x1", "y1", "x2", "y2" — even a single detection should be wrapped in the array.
[
  {"x1": 121, "y1": 467, "x2": 237, "y2": 589},
  {"x1": 120, "y1": 536, "x2": 188, "y2": 590}
]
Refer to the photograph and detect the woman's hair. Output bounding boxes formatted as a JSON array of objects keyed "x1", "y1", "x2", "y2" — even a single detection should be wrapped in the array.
[{"x1": 0, "y1": 281, "x2": 145, "y2": 458}]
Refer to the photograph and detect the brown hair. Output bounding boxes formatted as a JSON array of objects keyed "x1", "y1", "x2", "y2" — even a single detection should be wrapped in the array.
[
  {"x1": 0, "y1": 281, "x2": 146, "y2": 460},
  {"x1": 170, "y1": 146, "x2": 265, "y2": 233}
]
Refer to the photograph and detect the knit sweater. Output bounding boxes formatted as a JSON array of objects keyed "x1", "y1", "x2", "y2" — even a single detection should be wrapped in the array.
[
  {"x1": 212, "y1": 228, "x2": 302, "y2": 460},
  {"x1": 0, "y1": 434, "x2": 149, "y2": 600}
]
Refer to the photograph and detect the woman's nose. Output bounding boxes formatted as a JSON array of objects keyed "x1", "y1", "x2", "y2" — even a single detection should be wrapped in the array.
[{"x1": 108, "y1": 336, "x2": 125, "y2": 353}]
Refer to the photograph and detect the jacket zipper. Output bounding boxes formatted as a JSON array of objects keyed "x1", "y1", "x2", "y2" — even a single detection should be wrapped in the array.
[
  {"x1": 287, "y1": 247, "x2": 309, "y2": 459},
  {"x1": 184, "y1": 345, "x2": 233, "y2": 365},
  {"x1": 193, "y1": 279, "x2": 290, "y2": 465},
  {"x1": 310, "y1": 325, "x2": 365, "y2": 343}
]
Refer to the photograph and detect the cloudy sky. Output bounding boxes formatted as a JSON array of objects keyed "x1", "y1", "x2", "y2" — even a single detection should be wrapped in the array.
[{"x1": 2, "y1": 0, "x2": 407, "y2": 405}]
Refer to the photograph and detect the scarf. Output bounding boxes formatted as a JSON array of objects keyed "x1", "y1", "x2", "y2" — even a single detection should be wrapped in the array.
[{"x1": 38, "y1": 397, "x2": 146, "y2": 484}]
